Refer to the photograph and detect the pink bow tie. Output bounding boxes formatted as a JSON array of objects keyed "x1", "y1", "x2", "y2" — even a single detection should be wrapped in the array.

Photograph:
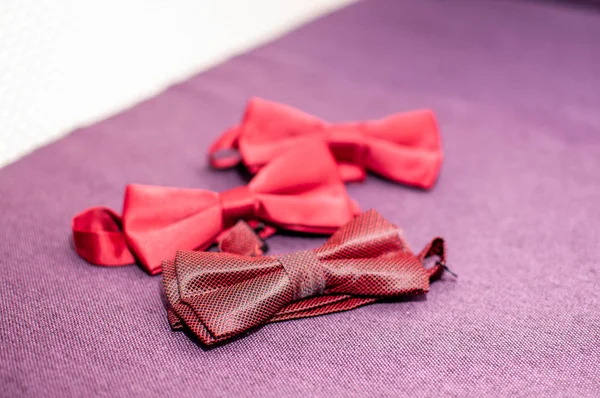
[
  {"x1": 209, "y1": 97, "x2": 443, "y2": 188},
  {"x1": 72, "y1": 140, "x2": 360, "y2": 275}
]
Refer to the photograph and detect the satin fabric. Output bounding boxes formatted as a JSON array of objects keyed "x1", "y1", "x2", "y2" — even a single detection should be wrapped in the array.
[
  {"x1": 72, "y1": 140, "x2": 360, "y2": 275},
  {"x1": 164, "y1": 210, "x2": 446, "y2": 345},
  {"x1": 209, "y1": 97, "x2": 443, "y2": 188}
]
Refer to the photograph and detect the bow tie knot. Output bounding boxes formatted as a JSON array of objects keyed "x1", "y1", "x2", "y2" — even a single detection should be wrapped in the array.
[
  {"x1": 278, "y1": 250, "x2": 326, "y2": 300},
  {"x1": 220, "y1": 186, "x2": 256, "y2": 226},
  {"x1": 326, "y1": 123, "x2": 369, "y2": 166}
]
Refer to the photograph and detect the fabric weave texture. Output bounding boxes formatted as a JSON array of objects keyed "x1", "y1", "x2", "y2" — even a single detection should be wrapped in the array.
[
  {"x1": 163, "y1": 210, "x2": 445, "y2": 345},
  {"x1": 1, "y1": 0, "x2": 599, "y2": 396}
]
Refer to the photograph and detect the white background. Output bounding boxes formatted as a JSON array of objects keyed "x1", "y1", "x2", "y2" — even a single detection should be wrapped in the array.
[{"x1": 0, "y1": 0, "x2": 355, "y2": 167}]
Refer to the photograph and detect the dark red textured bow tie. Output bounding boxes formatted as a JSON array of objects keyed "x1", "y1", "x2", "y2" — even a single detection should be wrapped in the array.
[
  {"x1": 72, "y1": 140, "x2": 360, "y2": 275},
  {"x1": 209, "y1": 97, "x2": 444, "y2": 189},
  {"x1": 164, "y1": 210, "x2": 447, "y2": 346}
]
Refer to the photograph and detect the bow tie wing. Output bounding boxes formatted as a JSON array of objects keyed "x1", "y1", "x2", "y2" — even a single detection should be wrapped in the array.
[
  {"x1": 316, "y1": 209, "x2": 408, "y2": 260},
  {"x1": 324, "y1": 254, "x2": 431, "y2": 297},
  {"x1": 208, "y1": 97, "x2": 324, "y2": 171},
  {"x1": 362, "y1": 110, "x2": 443, "y2": 189},
  {"x1": 313, "y1": 209, "x2": 438, "y2": 297},
  {"x1": 249, "y1": 140, "x2": 361, "y2": 234},
  {"x1": 172, "y1": 251, "x2": 296, "y2": 342},
  {"x1": 121, "y1": 184, "x2": 224, "y2": 274},
  {"x1": 237, "y1": 98, "x2": 327, "y2": 172}
]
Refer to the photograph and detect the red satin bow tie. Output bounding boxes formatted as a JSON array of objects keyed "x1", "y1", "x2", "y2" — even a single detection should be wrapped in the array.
[
  {"x1": 209, "y1": 97, "x2": 444, "y2": 189},
  {"x1": 164, "y1": 210, "x2": 447, "y2": 346},
  {"x1": 72, "y1": 141, "x2": 360, "y2": 275}
]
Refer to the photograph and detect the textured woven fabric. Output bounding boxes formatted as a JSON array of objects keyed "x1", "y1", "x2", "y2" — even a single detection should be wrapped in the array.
[
  {"x1": 2, "y1": 0, "x2": 600, "y2": 396},
  {"x1": 167, "y1": 221, "x2": 268, "y2": 330},
  {"x1": 163, "y1": 210, "x2": 445, "y2": 345},
  {"x1": 217, "y1": 221, "x2": 268, "y2": 257}
]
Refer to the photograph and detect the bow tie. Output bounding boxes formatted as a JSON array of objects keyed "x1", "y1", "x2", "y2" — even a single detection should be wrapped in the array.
[
  {"x1": 163, "y1": 210, "x2": 447, "y2": 346},
  {"x1": 72, "y1": 140, "x2": 360, "y2": 275},
  {"x1": 209, "y1": 97, "x2": 444, "y2": 189}
]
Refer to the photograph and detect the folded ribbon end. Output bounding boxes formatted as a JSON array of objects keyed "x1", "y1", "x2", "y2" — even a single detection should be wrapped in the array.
[{"x1": 72, "y1": 207, "x2": 136, "y2": 266}]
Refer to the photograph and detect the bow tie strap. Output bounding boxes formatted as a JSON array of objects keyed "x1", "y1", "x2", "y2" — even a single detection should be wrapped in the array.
[
  {"x1": 217, "y1": 220, "x2": 269, "y2": 257},
  {"x1": 208, "y1": 126, "x2": 244, "y2": 169},
  {"x1": 419, "y1": 237, "x2": 447, "y2": 280}
]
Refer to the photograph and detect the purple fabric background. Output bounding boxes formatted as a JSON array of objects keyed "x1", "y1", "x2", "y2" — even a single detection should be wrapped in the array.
[{"x1": 2, "y1": 0, "x2": 599, "y2": 396}]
